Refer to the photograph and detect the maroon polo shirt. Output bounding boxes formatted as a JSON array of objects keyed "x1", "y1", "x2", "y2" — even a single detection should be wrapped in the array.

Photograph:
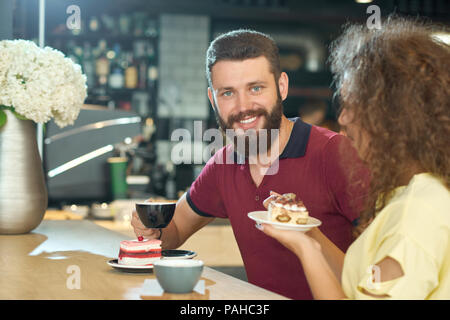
[{"x1": 187, "y1": 118, "x2": 369, "y2": 300}]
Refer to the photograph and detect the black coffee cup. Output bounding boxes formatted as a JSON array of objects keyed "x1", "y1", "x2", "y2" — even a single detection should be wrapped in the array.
[{"x1": 135, "y1": 201, "x2": 177, "y2": 228}]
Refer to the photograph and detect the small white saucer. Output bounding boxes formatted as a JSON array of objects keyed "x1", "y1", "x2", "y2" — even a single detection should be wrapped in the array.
[
  {"x1": 107, "y1": 259, "x2": 154, "y2": 273},
  {"x1": 248, "y1": 210, "x2": 322, "y2": 232}
]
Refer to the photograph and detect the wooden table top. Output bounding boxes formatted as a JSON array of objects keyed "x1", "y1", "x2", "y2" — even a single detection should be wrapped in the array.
[{"x1": 0, "y1": 220, "x2": 288, "y2": 300}]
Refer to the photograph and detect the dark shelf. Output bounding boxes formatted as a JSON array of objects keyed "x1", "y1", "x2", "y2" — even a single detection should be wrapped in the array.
[
  {"x1": 47, "y1": 33, "x2": 158, "y2": 42},
  {"x1": 89, "y1": 88, "x2": 152, "y2": 95}
]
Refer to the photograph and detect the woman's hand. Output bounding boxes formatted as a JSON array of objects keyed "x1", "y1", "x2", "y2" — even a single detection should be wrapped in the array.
[
  {"x1": 258, "y1": 224, "x2": 322, "y2": 258},
  {"x1": 261, "y1": 191, "x2": 321, "y2": 256}
]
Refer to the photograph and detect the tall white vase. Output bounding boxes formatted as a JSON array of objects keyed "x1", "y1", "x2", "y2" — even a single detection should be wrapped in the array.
[{"x1": 0, "y1": 110, "x2": 48, "y2": 234}]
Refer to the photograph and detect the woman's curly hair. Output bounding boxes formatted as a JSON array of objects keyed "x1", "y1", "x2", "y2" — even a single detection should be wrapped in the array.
[{"x1": 329, "y1": 16, "x2": 450, "y2": 229}]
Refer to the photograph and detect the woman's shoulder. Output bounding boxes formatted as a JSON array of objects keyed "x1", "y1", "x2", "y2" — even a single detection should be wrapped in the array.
[
  {"x1": 401, "y1": 173, "x2": 450, "y2": 221},
  {"x1": 371, "y1": 173, "x2": 449, "y2": 243},
  {"x1": 378, "y1": 173, "x2": 450, "y2": 256}
]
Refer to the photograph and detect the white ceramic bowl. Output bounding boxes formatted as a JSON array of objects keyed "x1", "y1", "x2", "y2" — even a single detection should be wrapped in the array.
[{"x1": 153, "y1": 259, "x2": 204, "y2": 293}]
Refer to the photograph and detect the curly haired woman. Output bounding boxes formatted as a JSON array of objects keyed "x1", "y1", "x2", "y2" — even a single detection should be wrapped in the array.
[{"x1": 259, "y1": 16, "x2": 450, "y2": 299}]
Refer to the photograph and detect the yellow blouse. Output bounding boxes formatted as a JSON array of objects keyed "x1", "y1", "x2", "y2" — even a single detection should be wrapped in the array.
[{"x1": 342, "y1": 173, "x2": 450, "y2": 299}]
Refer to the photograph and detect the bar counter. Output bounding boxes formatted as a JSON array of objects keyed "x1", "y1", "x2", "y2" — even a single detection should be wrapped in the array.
[{"x1": 0, "y1": 220, "x2": 288, "y2": 300}]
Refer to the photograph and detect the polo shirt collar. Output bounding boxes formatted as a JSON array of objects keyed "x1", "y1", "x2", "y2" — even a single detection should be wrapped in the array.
[
  {"x1": 279, "y1": 117, "x2": 311, "y2": 159},
  {"x1": 232, "y1": 117, "x2": 311, "y2": 163}
]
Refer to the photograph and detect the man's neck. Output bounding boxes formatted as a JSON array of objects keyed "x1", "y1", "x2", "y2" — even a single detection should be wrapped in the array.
[{"x1": 249, "y1": 116, "x2": 294, "y2": 167}]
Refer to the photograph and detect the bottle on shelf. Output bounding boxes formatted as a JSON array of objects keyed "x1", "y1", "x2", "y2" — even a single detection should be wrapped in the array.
[
  {"x1": 125, "y1": 52, "x2": 138, "y2": 89},
  {"x1": 144, "y1": 19, "x2": 158, "y2": 38},
  {"x1": 108, "y1": 43, "x2": 124, "y2": 89},
  {"x1": 146, "y1": 42, "x2": 158, "y2": 90},
  {"x1": 95, "y1": 39, "x2": 110, "y2": 87},
  {"x1": 134, "y1": 40, "x2": 148, "y2": 89},
  {"x1": 119, "y1": 14, "x2": 131, "y2": 35},
  {"x1": 133, "y1": 12, "x2": 147, "y2": 37},
  {"x1": 138, "y1": 59, "x2": 147, "y2": 89},
  {"x1": 100, "y1": 14, "x2": 117, "y2": 36},
  {"x1": 89, "y1": 16, "x2": 101, "y2": 34}
]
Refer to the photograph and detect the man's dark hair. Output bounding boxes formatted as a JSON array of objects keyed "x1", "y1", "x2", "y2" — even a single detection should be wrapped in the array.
[{"x1": 206, "y1": 29, "x2": 281, "y2": 87}]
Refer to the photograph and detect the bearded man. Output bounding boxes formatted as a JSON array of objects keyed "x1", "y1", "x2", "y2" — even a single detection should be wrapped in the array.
[{"x1": 131, "y1": 30, "x2": 368, "y2": 300}]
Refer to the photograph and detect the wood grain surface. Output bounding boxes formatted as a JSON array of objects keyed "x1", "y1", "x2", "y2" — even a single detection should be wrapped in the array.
[{"x1": 0, "y1": 220, "x2": 288, "y2": 300}]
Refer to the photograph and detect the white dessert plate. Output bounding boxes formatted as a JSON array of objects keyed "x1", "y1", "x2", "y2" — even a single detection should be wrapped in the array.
[
  {"x1": 248, "y1": 211, "x2": 322, "y2": 232},
  {"x1": 107, "y1": 259, "x2": 154, "y2": 273},
  {"x1": 107, "y1": 249, "x2": 197, "y2": 273}
]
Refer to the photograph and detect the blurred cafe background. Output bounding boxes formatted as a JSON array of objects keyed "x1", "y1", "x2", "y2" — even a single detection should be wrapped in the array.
[{"x1": 1, "y1": 0, "x2": 448, "y2": 280}]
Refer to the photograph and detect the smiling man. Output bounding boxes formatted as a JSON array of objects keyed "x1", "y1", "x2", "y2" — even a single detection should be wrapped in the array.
[
  {"x1": 132, "y1": 30, "x2": 369, "y2": 300},
  {"x1": 208, "y1": 55, "x2": 288, "y2": 170}
]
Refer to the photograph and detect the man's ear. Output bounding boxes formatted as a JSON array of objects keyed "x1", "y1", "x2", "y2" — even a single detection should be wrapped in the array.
[
  {"x1": 208, "y1": 87, "x2": 216, "y2": 110},
  {"x1": 278, "y1": 72, "x2": 289, "y2": 101}
]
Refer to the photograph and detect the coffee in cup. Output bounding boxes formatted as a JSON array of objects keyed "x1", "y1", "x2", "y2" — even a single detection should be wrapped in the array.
[{"x1": 135, "y1": 200, "x2": 177, "y2": 228}]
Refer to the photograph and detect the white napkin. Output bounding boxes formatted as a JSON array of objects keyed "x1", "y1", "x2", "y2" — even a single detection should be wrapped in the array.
[{"x1": 141, "y1": 279, "x2": 205, "y2": 296}]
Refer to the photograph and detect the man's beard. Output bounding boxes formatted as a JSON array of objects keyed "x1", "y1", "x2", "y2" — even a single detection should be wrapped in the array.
[{"x1": 213, "y1": 96, "x2": 283, "y2": 159}]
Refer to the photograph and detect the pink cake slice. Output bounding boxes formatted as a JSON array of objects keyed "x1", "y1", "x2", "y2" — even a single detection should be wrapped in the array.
[{"x1": 118, "y1": 239, "x2": 162, "y2": 266}]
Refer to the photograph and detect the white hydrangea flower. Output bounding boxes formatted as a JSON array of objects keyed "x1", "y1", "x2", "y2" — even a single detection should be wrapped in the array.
[{"x1": 0, "y1": 40, "x2": 87, "y2": 128}]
